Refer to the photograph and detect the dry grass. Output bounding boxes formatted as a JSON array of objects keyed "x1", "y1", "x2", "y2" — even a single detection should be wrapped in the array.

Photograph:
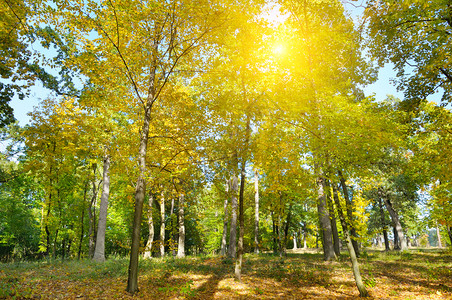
[{"x1": 1, "y1": 248, "x2": 451, "y2": 299}]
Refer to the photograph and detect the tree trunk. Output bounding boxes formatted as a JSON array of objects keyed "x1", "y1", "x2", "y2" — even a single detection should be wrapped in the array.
[
  {"x1": 254, "y1": 169, "x2": 260, "y2": 254},
  {"x1": 379, "y1": 188, "x2": 408, "y2": 251},
  {"x1": 326, "y1": 185, "x2": 340, "y2": 256},
  {"x1": 78, "y1": 180, "x2": 89, "y2": 260},
  {"x1": 143, "y1": 193, "x2": 155, "y2": 259},
  {"x1": 53, "y1": 229, "x2": 59, "y2": 259},
  {"x1": 378, "y1": 195, "x2": 390, "y2": 251},
  {"x1": 220, "y1": 180, "x2": 229, "y2": 256},
  {"x1": 317, "y1": 175, "x2": 336, "y2": 261},
  {"x1": 235, "y1": 115, "x2": 250, "y2": 281},
  {"x1": 170, "y1": 197, "x2": 176, "y2": 256},
  {"x1": 234, "y1": 161, "x2": 246, "y2": 281},
  {"x1": 436, "y1": 222, "x2": 442, "y2": 248},
  {"x1": 330, "y1": 213, "x2": 340, "y2": 256},
  {"x1": 283, "y1": 203, "x2": 293, "y2": 255},
  {"x1": 177, "y1": 194, "x2": 185, "y2": 258},
  {"x1": 278, "y1": 212, "x2": 283, "y2": 258},
  {"x1": 62, "y1": 236, "x2": 66, "y2": 260},
  {"x1": 448, "y1": 227, "x2": 452, "y2": 247},
  {"x1": 88, "y1": 164, "x2": 100, "y2": 259},
  {"x1": 93, "y1": 152, "x2": 111, "y2": 262},
  {"x1": 126, "y1": 101, "x2": 152, "y2": 294},
  {"x1": 338, "y1": 171, "x2": 360, "y2": 257},
  {"x1": 303, "y1": 224, "x2": 307, "y2": 249},
  {"x1": 67, "y1": 236, "x2": 72, "y2": 258},
  {"x1": 272, "y1": 212, "x2": 278, "y2": 254},
  {"x1": 383, "y1": 229, "x2": 390, "y2": 251},
  {"x1": 159, "y1": 191, "x2": 166, "y2": 257},
  {"x1": 393, "y1": 226, "x2": 400, "y2": 250},
  {"x1": 333, "y1": 184, "x2": 369, "y2": 297},
  {"x1": 228, "y1": 175, "x2": 238, "y2": 258}
]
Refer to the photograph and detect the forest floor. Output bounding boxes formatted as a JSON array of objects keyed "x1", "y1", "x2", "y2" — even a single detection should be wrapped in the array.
[{"x1": 0, "y1": 248, "x2": 451, "y2": 299}]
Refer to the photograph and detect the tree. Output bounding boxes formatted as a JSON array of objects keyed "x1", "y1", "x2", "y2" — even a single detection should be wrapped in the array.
[
  {"x1": 143, "y1": 192, "x2": 155, "y2": 259},
  {"x1": 177, "y1": 193, "x2": 185, "y2": 257},
  {"x1": 333, "y1": 183, "x2": 369, "y2": 297},
  {"x1": 41, "y1": 0, "x2": 229, "y2": 292},
  {"x1": 220, "y1": 180, "x2": 229, "y2": 256},
  {"x1": 366, "y1": 0, "x2": 452, "y2": 108},
  {"x1": 0, "y1": 0, "x2": 32, "y2": 127},
  {"x1": 159, "y1": 191, "x2": 166, "y2": 258},
  {"x1": 228, "y1": 176, "x2": 238, "y2": 258},
  {"x1": 379, "y1": 187, "x2": 408, "y2": 251},
  {"x1": 410, "y1": 102, "x2": 452, "y2": 246},
  {"x1": 92, "y1": 150, "x2": 110, "y2": 262},
  {"x1": 254, "y1": 169, "x2": 260, "y2": 254},
  {"x1": 274, "y1": 0, "x2": 374, "y2": 261},
  {"x1": 0, "y1": 124, "x2": 40, "y2": 260}
]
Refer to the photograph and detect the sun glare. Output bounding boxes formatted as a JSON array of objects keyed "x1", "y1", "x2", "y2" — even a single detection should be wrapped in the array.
[{"x1": 273, "y1": 44, "x2": 285, "y2": 56}]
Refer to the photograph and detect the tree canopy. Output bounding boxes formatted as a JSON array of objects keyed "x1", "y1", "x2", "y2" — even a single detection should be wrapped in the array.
[{"x1": 0, "y1": 0, "x2": 451, "y2": 298}]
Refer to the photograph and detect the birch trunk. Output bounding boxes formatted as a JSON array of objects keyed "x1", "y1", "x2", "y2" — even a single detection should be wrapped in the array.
[
  {"x1": 177, "y1": 194, "x2": 185, "y2": 257},
  {"x1": 143, "y1": 193, "x2": 155, "y2": 259},
  {"x1": 93, "y1": 152, "x2": 111, "y2": 262},
  {"x1": 160, "y1": 191, "x2": 166, "y2": 257},
  {"x1": 436, "y1": 222, "x2": 442, "y2": 248},
  {"x1": 170, "y1": 197, "x2": 176, "y2": 256},
  {"x1": 303, "y1": 225, "x2": 307, "y2": 249}
]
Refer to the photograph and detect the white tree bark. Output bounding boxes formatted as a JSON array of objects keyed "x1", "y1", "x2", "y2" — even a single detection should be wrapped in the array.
[
  {"x1": 177, "y1": 194, "x2": 185, "y2": 257},
  {"x1": 436, "y1": 222, "x2": 442, "y2": 248},
  {"x1": 160, "y1": 191, "x2": 165, "y2": 257},
  {"x1": 93, "y1": 152, "x2": 110, "y2": 262},
  {"x1": 143, "y1": 193, "x2": 154, "y2": 259}
]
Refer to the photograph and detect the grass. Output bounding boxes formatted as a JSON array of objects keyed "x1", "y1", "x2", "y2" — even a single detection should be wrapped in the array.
[{"x1": 0, "y1": 248, "x2": 450, "y2": 299}]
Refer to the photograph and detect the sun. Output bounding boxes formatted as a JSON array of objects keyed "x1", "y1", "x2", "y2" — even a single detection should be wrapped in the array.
[{"x1": 272, "y1": 43, "x2": 286, "y2": 56}]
